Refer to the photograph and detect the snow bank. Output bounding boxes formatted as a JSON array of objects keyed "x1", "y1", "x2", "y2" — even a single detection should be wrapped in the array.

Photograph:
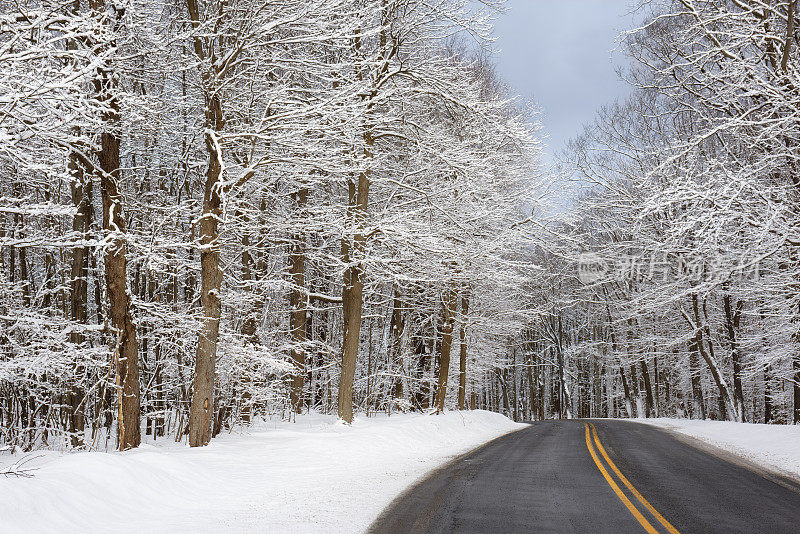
[
  {"x1": 0, "y1": 410, "x2": 523, "y2": 533},
  {"x1": 635, "y1": 418, "x2": 800, "y2": 479}
]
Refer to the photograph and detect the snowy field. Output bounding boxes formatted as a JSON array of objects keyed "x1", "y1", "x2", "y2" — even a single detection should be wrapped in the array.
[
  {"x1": 635, "y1": 418, "x2": 800, "y2": 480},
  {"x1": 0, "y1": 410, "x2": 524, "y2": 533}
]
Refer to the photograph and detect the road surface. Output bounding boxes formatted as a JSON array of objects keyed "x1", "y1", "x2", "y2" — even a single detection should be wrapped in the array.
[{"x1": 368, "y1": 420, "x2": 800, "y2": 533}]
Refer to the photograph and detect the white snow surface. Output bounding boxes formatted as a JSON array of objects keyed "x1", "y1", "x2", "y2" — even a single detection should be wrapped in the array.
[
  {"x1": 634, "y1": 418, "x2": 800, "y2": 479},
  {"x1": 0, "y1": 410, "x2": 524, "y2": 533}
]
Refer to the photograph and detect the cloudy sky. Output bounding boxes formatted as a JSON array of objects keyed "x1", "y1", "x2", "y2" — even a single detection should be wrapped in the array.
[{"x1": 489, "y1": 0, "x2": 636, "y2": 165}]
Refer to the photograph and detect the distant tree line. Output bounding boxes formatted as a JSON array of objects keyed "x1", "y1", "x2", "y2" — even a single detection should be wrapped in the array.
[{"x1": 492, "y1": 0, "x2": 800, "y2": 426}]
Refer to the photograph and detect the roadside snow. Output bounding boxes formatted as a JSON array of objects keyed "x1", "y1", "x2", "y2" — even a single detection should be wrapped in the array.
[
  {"x1": 635, "y1": 418, "x2": 800, "y2": 479},
  {"x1": 0, "y1": 410, "x2": 524, "y2": 533}
]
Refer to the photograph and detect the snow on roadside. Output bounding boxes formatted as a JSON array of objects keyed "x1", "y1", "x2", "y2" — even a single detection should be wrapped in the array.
[
  {"x1": 634, "y1": 418, "x2": 800, "y2": 479},
  {"x1": 0, "y1": 410, "x2": 524, "y2": 533}
]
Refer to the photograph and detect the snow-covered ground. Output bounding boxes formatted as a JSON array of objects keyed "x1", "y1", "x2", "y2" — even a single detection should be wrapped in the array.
[
  {"x1": 0, "y1": 410, "x2": 523, "y2": 534},
  {"x1": 635, "y1": 418, "x2": 800, "y2": 480}
]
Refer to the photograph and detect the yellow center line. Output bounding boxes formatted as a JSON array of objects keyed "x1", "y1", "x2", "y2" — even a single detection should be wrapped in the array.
[
  {"x1": 590, "y1": 423, "x2": 681, "y2": 534},
  {"x1": 583, "y1": 423, "x2": 659, "y2": 534}
]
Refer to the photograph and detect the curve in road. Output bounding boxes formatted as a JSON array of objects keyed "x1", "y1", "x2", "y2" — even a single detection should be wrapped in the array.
[{"x1": 368, "y1": 419, "x2": 800, "y2": 534}]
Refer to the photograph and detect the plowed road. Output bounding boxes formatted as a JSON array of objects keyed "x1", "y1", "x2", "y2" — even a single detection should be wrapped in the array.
[{"x1": 368, "y1": 420, "x2": 800, "y2": 534}]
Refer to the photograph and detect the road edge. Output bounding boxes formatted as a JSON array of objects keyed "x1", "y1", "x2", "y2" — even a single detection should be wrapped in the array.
[
  {"x1": 365, "y1": 422, "x2": 532, "y2": 533},
  {"x1": 615, "y1": 419, "x2": 800, "y2": 496}
]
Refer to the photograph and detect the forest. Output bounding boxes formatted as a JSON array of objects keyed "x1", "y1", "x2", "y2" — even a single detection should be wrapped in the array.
[{"x1": 2, "y1": 0, "x2": 800, "y2": 455}]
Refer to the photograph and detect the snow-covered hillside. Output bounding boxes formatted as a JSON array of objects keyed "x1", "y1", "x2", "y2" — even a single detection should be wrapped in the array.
[
  {"x1": 1, "y1": 411, "x2": 524, "y2": 534},
  {"x1": 635, "y1": 418, "x2": 800, "y2": 480}
]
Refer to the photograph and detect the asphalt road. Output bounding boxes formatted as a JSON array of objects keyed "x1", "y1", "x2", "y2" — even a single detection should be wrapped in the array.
[{"x1": 368, "y1": 420, "x2": 800, "y2": 534}]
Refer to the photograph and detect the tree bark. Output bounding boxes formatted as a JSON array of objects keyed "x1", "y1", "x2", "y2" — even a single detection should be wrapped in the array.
[
  {"x1": 185, "y1": 0, "x2": 225, "y2": 447},
  {"x1": 496, "y1": 369, "x2": 512, "y2": 417},
  {"x1": 652, "y1": 356, "x2": 660, "y2": 417},
  {"x1": 289, "y1": 188, "x2": 309, "y2": 412},
  {"x1": 619, "y1": 367, "x2": 633, "y2": 418},
  {"x1": 90, "y1": 0, "x2": 140, "y2": 450},
  {"x1": 337, "y1": 2, "x2": 396, "y2": 422},
  {"x1": 722, "y1": 292, "x2": 746, "y2": 422},
  {"x1": 794, "y1": 353, "x2": 800, "y2": 424},
  {"x1": 67, "y1": 154, "x2": 90, "y2": 447},
  {"x1": 606, "y1": 304, "x2": 633, "y2": 417},
  {"x1": 239, "y1": 229, "x2": 254, "y2": 424},
  {"x1": 434, "y1": 288, "x2": 458, "y2": 412},
  {"x1": 412, "y1": 326, "x2": 431, "y2": 410},
  {"x1": 526, "y1": 350, "x2": 537, "y2": 419},
  {"x1": 688, "y1": 337, "x2": 706, "y2": 420},
  {"x1": 187, "y1": 94, "x2": 224, "y2": 446},
  {"x1": 388, "y1": 286, "x2": 405, "y2": 406},
  {"x1": 764, "y1": 364, "x2": 774, "y2": 423},
  {"x1": 795, "y1": 302, "x2": 800, "y2": 425},
  {"x1": 640, "y1": 359, "x2": 654, "y2": 418},
  {"x1": 512, "y1": 346, "x2": 520, "y2": 421},
  {"x1": 457, "y1": 292, "x2": 469, "y2": 410},
  {"x1": 556, "y1": 315, "x2": 572, "y2": 418},
  {"x1": 687, "y1": 294, "x2": 735, "y2": 420},
  {"x1": 338, "y1": 168, "x2": 370, "y2": 423}
]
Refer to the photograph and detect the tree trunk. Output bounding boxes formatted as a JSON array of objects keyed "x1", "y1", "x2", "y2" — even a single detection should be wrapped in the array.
[
  {"x1": 606, "y1": 305, "x2": 632, "y2": 417},
  {"x1": 337, "y1": 3, "x2": 396, "y2": 422},
  {"x1": 555, "y1": 348, "x2": 571, "y2": 419},
  {"x1": 187, "y1": 93, "x2": 224, "y2": 447},
  {"x1": 652, "y1": 356, "x2": 660, "y2": 417},
  {"x1": 556, "y1": 315, "x2": 572, "y2": 418},
  {"x1": 640, "y1": 359, "x2": 654, "y2": 418},
  {"x1": 511, "y1": 346, "x2": 520, "y2": 421},
  {"x1": 97, "y1": 117, "x2": 140, "y2": 451},
  {"x1": 526, "y1": 351, "x2": 537, "y2": 419},
  {"x1": 289, "y1": 188, "x2": 308, "y2": 412},
  {"x1": 688, "y1": 338, "x2": 706, "y2": 420},
  {"x1": 764, "y1": 364, "x2": 774, "y2": 423},
  {"x1": 631, "y1": 361, "x2": 643, "y2": 415},
  {"x1": 722, "y1": 292, "x2": 746, "y2": 422},
  {"x1": 795, "y1": 302, "x2": 800, "y2": 424},
  {"x1": 496, "y1": 369, "x2": 512, "y2": 417},
  {"x1": 434, "y1": 288, "x2": 458, "y2": 412},
  {"x1": 794, "y1": 353, "x2": 800, "y2": 424},
  {"x1": 388, "y1": 286, "x2": 405, "y2": 406},
  {"x1": 457, "y1": 292, "x2": 469, "y2": 410},
  {"x1": 619, "y1": 367, "x2": 634, "y2": 418},
  {"x1": 688, "y1": 294, "x2": 735, "y2": 420},
  {"x1": 240, "y1": 224, "x2": 258, "y2": 344},
  {"x1": 239, "y1": 230, "x2": 254, "y2": 424},
  {"x1": 67, "y1": 154, "x2": 90, "y2": 447},
  {"x1": 185, "y1": 0, "x2": 225, "y2": 447},
  {"x1": 338, "y1": 167, "x2": 370, "y2": 423},
  {"x1": 412, "y1": 327, "x2": 431, "y2": 410},
  {"x1": 90, "y1": 0, "x2": 140, "y2": 450}
]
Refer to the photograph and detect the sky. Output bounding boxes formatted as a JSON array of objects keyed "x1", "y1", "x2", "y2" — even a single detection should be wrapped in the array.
[{"x1": 488, "y1": 0, "x2": 636, "y2": 166}]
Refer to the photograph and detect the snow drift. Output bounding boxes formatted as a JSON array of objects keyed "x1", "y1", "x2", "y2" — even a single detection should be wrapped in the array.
[{"x1": 0, "y1": 410, "x2": 524, "y2": 533}]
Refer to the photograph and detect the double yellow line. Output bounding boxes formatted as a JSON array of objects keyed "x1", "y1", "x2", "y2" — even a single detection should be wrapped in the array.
[{"x1": 583, "y1": 422, "x2": 680, "y2": 534}]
